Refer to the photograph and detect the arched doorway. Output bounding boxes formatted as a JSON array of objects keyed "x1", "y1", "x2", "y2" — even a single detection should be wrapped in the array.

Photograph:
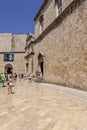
[
  {"x1": 38, "y1": 52, "x2": 44, "y2": 77},
  {"x1": 5, "y1": 64, "x2": 13, "y2": 74}
]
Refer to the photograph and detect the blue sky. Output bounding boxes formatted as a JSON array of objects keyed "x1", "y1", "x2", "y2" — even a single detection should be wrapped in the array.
[{"x1": 0, "y1": 0, "x2": 43, "y2": 34}]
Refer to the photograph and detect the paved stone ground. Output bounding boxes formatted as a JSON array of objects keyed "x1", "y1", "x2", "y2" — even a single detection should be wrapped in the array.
[{"x1": 0, "y1": 79, "x2": 87, "y2": 130}]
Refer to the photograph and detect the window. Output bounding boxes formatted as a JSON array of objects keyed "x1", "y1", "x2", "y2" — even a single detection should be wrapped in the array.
[
  {"x1": 56, "y1": 0, "x2": 62, "y2": 15},
  {"x1": 39, "y1": 15, "x2": 44, "y2": 33}
]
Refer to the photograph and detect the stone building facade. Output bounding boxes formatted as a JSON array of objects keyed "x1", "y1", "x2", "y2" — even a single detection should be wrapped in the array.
[
  {"x1": 0, "y1": 33, "x2": 27, "y2": 74},
  {"x1": 25, "y1": 33, "x2": 35, "y2": 74},
  {"x1": 30, "y1": 0, "x2": 87, "y2": 90}
]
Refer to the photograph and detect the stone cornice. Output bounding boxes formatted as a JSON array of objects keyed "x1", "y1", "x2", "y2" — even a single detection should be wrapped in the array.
[
  {"x1": 0, "y1": 51, "x2": 25, "y2": 54},
  {"x1": 34, "y1": 0, "x2": 86, "y2": 44}
]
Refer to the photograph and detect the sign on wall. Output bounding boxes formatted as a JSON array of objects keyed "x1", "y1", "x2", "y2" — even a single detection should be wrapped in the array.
[{"x1": 4, "y1": 54, "x2": 14, "y2": 62}]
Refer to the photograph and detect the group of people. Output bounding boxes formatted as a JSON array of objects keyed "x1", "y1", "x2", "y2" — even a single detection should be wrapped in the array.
[
  {"x1": 28, "y1": 73, "x2": 33, "y2": 83},
  {"x1": 0, "y1": 71, "x2": 42, "y2": 95},
  {"x1": 18, "y1": 73, "x2": 35, "y2": 82},
  {"x1": 0, "y1": 73, "x2": 17, "y2": 94}
]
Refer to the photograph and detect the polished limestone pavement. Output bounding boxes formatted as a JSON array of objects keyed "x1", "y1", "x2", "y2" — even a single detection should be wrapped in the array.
[{"x1": 0, "y1": 79, "x2": 87, "y2": 130}]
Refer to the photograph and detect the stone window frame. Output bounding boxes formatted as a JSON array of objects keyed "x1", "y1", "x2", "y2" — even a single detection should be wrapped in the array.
[
  {"x1": 39, "y1": 15, "x2": 44, "y2": 33},
  {"x1": 55, "y1": 0, "x2": 62, "y2": 16}
]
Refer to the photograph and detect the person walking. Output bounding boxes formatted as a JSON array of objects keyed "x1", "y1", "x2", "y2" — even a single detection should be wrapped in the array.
[
  {"x1": 1, "y1": 73, "x2": 5, "y2": 87},
  {"x1": 8, "y1": 74, "x2": 14, "y2": 94},
  {"x1": 28, "y1": 73, "x2": 33, "y2": 83}
]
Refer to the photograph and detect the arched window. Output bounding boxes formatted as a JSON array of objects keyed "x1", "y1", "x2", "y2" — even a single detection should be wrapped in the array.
[
  {"x1": 39, "y1": 15, "x2": 44, "y2": 33},
  {"x1": 55, "y1": 0, "x2": 62, "y2": 15},
  {"x1": 38, "y1": 52, "x2": 44, "y2": 77}
]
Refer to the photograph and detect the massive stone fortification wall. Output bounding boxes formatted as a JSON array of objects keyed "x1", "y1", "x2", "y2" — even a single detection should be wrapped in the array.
[
  {"x1": 12, "y1": 34, "x2": 27, "y2": 52},
  {"x1": 0, "y1": 33, "x2": 26, "y2": 52},
  {"x1": 34, "y1": 0, "x2": 87, "y2": 90},
  {"x1": 0, "y1": 33, "x2": 27, "y2": 73},
  {"x1": 0, "y1": 33, "x2": 12, "y2": 52}
]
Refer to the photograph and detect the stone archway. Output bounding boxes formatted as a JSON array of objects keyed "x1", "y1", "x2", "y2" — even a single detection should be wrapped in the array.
[{"x1": 5, "y1": 64, "x2": 13, "y2": 74}]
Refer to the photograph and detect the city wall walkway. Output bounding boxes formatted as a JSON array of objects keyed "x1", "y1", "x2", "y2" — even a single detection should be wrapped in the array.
[{"x1": 0, "y1": 79, "x2": 87, "y2": 130}]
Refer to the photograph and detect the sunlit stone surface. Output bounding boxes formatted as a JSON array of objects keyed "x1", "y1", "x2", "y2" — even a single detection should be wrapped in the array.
[{"x1": 0, "y1": 79, "x2": 87, "y2": 130}]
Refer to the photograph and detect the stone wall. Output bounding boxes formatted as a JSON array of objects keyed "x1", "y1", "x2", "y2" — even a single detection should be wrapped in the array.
[
  {"x1": 0, "y1": 33, "x2": 12, "y2": 52},
  {"x1": 62, "y1": 0, "x2": 74, "y2": 10},
  {"x1": 33, "y1": 0, "x2": 87, "y2": 90},
  {"x1": 35, "y1": 0, "x2": 74, "y2": 39},
  {"x1": 12, "y1": 34, "x2": 27, "y2": 52},
  {"x1": 35, "y1": 0, "x2": 56, "y2": 38},
  {"x1": 0, "y1": 33, "x2": 27, "y2": 74},
  {"x1": 13, "y1": 53, "x2": 25, "y2": 73}
]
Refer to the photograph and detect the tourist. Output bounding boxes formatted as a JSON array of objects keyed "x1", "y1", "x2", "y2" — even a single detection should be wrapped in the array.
[
  {"x1": 8, "y1": 74, "x2": 14, "y2": 94},
  {"x1": 1, "y1": 73, "x2": 6, "y2": 87},
  {"x1": 14, "y1": 73, "x2": 17, "y2": 81},
  {"x1": 28, "y1": 73, "x2": 33, "y2": 83}
]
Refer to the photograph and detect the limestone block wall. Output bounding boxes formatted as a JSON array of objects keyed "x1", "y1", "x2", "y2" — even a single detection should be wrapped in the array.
[
  {"x1": 0, "y1": 33, "x2": 27, "y2": 74},
  {"x1": 0, "y1": 33, "x2": 12, "y2": 52},
  {"x1": 35, "y1": 0, "x2": 56, "y2": 38},
  {"x1": 0, "y1": 53, "x2": 25, "y2": 74},
  {"x1": 13, "y1": 34, "x2": 27, "y2": 52},
  {"x1": 0, "y1": 54, "x2": 5, "y2": 72},
  {"x1": 34, "y1": 0, "x2": 87, "y2": 90},
  {"x1": 13, "y1": 53, "x2": 25, "y2": 73},
  {"x1": 13, "y1": 34, "x2": 27, "y2": 73},
  {"x1": 62, "y1": 0, "x2": 74, "y2": 10},
  {"x1": 35, "y1": 0, "x2": 74, "y2": 39},
  {"x1": 0, "y1": 33, "x2": 26, "y2": 53}
]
